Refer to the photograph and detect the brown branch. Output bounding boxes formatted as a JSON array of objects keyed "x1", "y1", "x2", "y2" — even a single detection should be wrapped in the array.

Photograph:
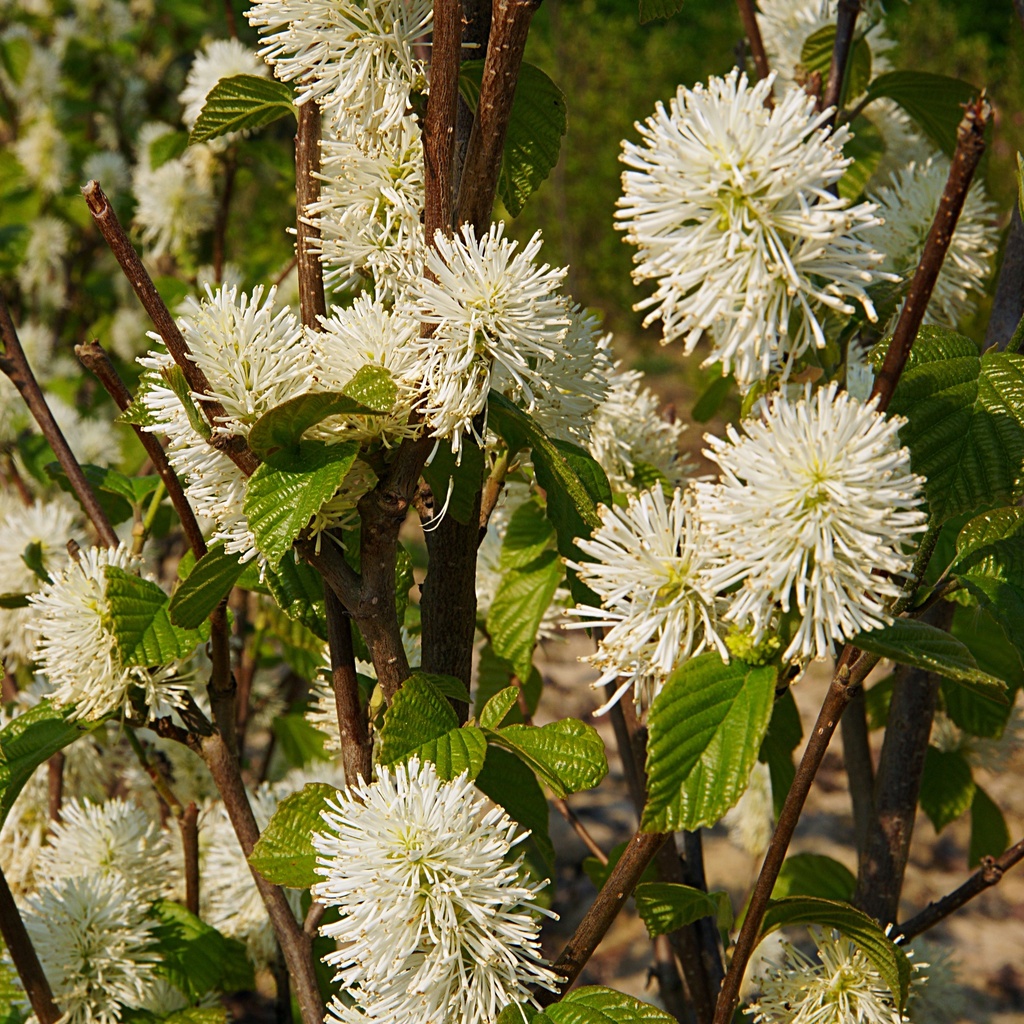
[
  {"x1": 540, "y1": 830, "x2": 669, "y2": 1002},
  {"x1": 0, "y1": 296, "x2": 120, "y2": 548},
  {"x1": 897, "y1": 835, "x2": 1024, "y2": 941},
  {"x1": 47, "y1": 753, "x2": 64, "y2": 824},
  {"x1": 207, "y1": 602, "x2": 238, "y2": 756},
  {"x1": 682, "y1": 830, "x2": 726, "y2": 997},
  {"x1": 870, "y1": 98, "x2": 991, "y2": 413},
  {"x1": 295, "y1": 102, "x2": 327, "y2": 330},
  {"x1": 553, "y1": 798, "x2": 607, "y2": 864},
  {"x1": 0, "y1": 867, "x2": 60, "y2": 1024},
  {"x1": 821, "y1": 0, "x2": 861, "y2": 121},
  {"x1": 854, "y1": 603, "x2": 953, "y2": 923},
  {"x1": 81, "y1": 181, "x2": 259, "y2": 477},
  {"x1": 181, "y1": 801, "x2": 200, "y2": 916},
  {"x1": 839, "y1": 687, "x2": 875, "y2": 860},
  {"x1": 76, "y1": 341, "x2": 208, "y2": 559},
  {"x1": 325, "y1": 588, "x2": 372, "y2": 784},
  {"x1": 985, "y1": 206, "x2": 1024, "y2": 350},
  {"x1": 712, "y1": 649, "x2": 880, "y2": 1024},
  {"x1": 735, "y1": 0, "x2": 771, "y2": 83},
  {"x1": 455, "y1": 0, "x2": 541, "y2": 229}
]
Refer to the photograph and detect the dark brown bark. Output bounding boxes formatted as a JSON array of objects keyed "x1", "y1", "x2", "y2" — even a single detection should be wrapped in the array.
[
  {"x1": 735, "y1": 0, "x2": 771, "y2": 83},
  {"x1": 325, "y1": 587, "x2": 372, "y2": 783},
  {"x1": 181, "y1": 801, "x2": 200, "y2": 916},
  {"x1": 840, "y1": 687, "x2": 875, "y2": 860},
  {"x1": 985, "y1": 206, "x2": 1024, "y2": 350},
  {"x1": 295, "y1": 102, "x2": 327, "y2": 330},
  {"x1": 0, "y1": 867, "x2": 60, "y2": 1024},
  {"x1": 821, "y1": 0, "x2": 861, "y2": 120}
]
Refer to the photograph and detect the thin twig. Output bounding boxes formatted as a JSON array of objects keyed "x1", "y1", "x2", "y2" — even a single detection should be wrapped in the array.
[
  {"x1": 735, "y1": 0, "x2": 772, "y2": 83},
  {"x1": 81, "y1": 181, "x2": 259, "y2": 477},
  {"x1": 295, "y1": 103, "x2": 327, "y2": 330},
  {"x1": 821, "y1": 0, "x2": 861, "y2": 122},
  {"x1": 76, "y1": 341, "x2": 208, "y2": 559},
  {"x1": 0, "y1": 867, "x2": 60, "y2": 1024},
  {"x1": 712, "y1": 649, "x2": 881, "y2": 1024},
  {"x1": 870, "y1": 98, "x2": 991, "y2": 412},
  {"x1": 47, "y1": 753, "x2": 64, "y2": 824},
  {"x1": 303, "y1": 901, "x2": 326, "y2": 936},
  {"x1": 455, "y1": 0, "x2": 541, "y2": 229},
  {"x1": 325, "y1": 588, "x2": 372, "y2": 784},
  {"x1": 0, "y1": 298, "x2": 119, "y2": 548},
  {"x1": 897, "y1": 836, "x2": 1024, "y2": 941},
  {"x1": 181, "y1": 801, "x2": 200, "y2": 916},
  {"x1": 552, "y1": 798, "x2": 607, "y2": 864}
]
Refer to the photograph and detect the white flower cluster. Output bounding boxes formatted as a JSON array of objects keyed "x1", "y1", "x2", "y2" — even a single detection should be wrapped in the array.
[
  {"x1": 311, "y1": 758, "x2": 561, "y2": 1024},
  {"x1": 571, "y1": 383, "x2": 926, "y2": 710}
]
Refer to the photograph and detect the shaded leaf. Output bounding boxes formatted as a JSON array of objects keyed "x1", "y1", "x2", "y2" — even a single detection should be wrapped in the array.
[
  {"x1": 421, "y1": 439, "x2": 485, "y2": 526},
  {"x1": 264, "y1": 555, "x2": 327, "y2": 641},
  {"x1": 250, "y1": 783, "x2": 336, "y2": 888},
  {"x1": 500, "y1": 498, "x2": 555, "y2": 570},
  {"x1": 758, "y1": 689, "x2": 802, "y2": 819},
  {"x1": 248, "y1": 392, "x2": 377, "y2": 459},
  {"x1": 800, "y1": 24, "x2": 872, "y2": 106},
  {"x1": 970, "y1": 785, "x2": 1010, "y2": 867},
  {"x1": 638, "y1": 0, "x2": 684, "y2": 23},
  {"x1": 547, "y1": 987, "x2": 676, "y2": 1023},
  {"x1": 169, "y1": 543, "x2": 245, "y2": 629},
  {"x1": 771, "y1": 853, "x2": 856, "y2": 903},
  {"x1": 919, "y1": 746, "x2": 975, "y2": 833},
  {"x1": 635, "y1": 882, "x2": 731, "y2": 937}
]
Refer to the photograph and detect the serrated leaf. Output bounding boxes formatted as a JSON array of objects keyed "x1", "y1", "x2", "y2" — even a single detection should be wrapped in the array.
[
  {"x1": 864, "y1": 71, "x2": 979, "y2": 157},
  {"x1": 421, "y1": 439, "x2": 485, "y2": 526},
  {"x1": 476, "y1": 745, "x2": 554, "y2": 869},
  {"x1": 459, "y1": 61, "x2": 566, "y2": 217},
  {"x1": 169, "y1": 542, "x2": 245, "y2": 629},
  {"x1": 149, "y1": 131, "x2": 189, "y2": 170},
  {"x1": 637, "y1": 0, "x2": 684, "y2": 23},
  {"x1": 474, "y1": 643, "x2": 542, "y2": 724},
  {"x1": 497, "y1": 1006, "x2": 548, "y2": 1024},
  {"x1": 771, "y1": 853, "x2": 856, "y2": 903},
  {"x1": 970, "y1": 785, "x2": 1010, "y2": 867},
  {"x1": 800, "y1": 24, "x2": 872, "y2": 105},
  {"x1": 417, "y1": 672, "x2": 472, "y2": 704},
  {"x1": 840, "y1": 117, "x2": 885, "y2": 202},
  {"x1": 104, "y1": 566, "x2": 207, "y2": 666},
  {"x1": 499, "y1": 498, "x2": 555, "y2": 570},
  {"x1": 264, "y1": 554, "x2": 327, "y2": 640},
  {"x1": 190, "y1": 74, "x2": 295, "y2": 144},
  {"x1": 243, "y1": 441, "x2": 359, "y2": 564},
  {"x1": 920, "y1": 746, "x2": 975, "y2": 833},
  {"x1": 150, "y1": 899, "x2": 254, "y2": 999},
  {"x1": 0, "y1": 700, "x2": 100, "y2": 829},
  {"x1": 486, "y1": 549, "x2": 563, "y2": 681},
  {"x1": 758, "y1": 689, "x2": 802, "y2": 819},
  {"x1": 872, "y1": 328, "x2": 1024, "y2": 525},
  {"x1": 480, "y1": 687, "x2": 521, "y2": 730},
  {"x1": 492, "y1": 718, "x2": 607, "y2": 798},
  {"x1": 341, "y1": 364, "x2": 397, "y2": 413},
  {"x1": 635, "y1": 882, "x2": 731, "y2": 937},
  {"x1": 759, "y1": 897, "x2": 911, "y2": 1010},
  {"x1": 854, "y1": 618, "x2": 1008, "y2": 704},
  {"x1": 547, "y1": 986, "x2": 676, "y2": 1023},
  {"x1": 250, "y1": 782, "x2": 336, "y2": 888},
  {"x1": 379, "y1": 674, "x2": 486, "y2": 780},
  {"x1": 248, "y1": 392, "x2": 377, "y2": 459},
  {"x1": 642, "y1": 654, "x2": 777, "y2": 833}
]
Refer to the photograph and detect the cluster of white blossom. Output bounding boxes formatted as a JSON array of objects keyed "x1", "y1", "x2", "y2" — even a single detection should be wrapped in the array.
[{"x1": 571, "y1": 383, "x2": 926, "y2": 710}]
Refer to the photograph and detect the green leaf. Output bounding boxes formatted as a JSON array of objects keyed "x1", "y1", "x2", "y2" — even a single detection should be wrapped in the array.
[
  {"x1": 759, "y1": 897, "x2": 911, "y2": 1011},
  {"x1": 20, "y1": 540, "x2": 50, "y2": 583},
  {"x1": 45, "y1": 462, "x2": 134, "y2": 525},
  {"x1": 865, "y1": 674, "x2": 895, "y2": 730},
  {"x1": 800, "y1": 25, "x2": 872, "y2": 105},
  {"x1": 546, "y1": 987, "x2": 676, "y2": 1023},
  {"x1": 340, "y1": 364, "x2": 398, "y2": 413},
  {"x1": 872, "y1": 327, "x2": 1024, "y2": 525},
  {"x1": 0, "y1": 35, "x2": 32, "y2": 87},
  {"x1": 492, "y1": 718, "x2": 608, "y2": 798},
  {"x1": 758, "y1": 689, "x2": 802, "y2": 818},
  {"x1": 919, "y1": 746, "x2": 975, "y2": 833},
  {"x1": 500, "y1": 498, "x2": 555, "y2": 570},
  {"x1": 169, "y1": 542, "x2": 245, "y2": 629},
  {"x1": 497, "y1": 1006, "x2": 547, "y2": 1024},
  {"x1": 264, "y1": 555, "x2": 327, "y2": 641},
  {"x1": 969, "y1": 785, "x2": 1010, "y2": 867},
  {"x1": 161, "y1": 1010, "x2": 228, "y2": 1024},
  {"x1": 104, "y1": 566, "x2": 207, "y2": 665},
  {"x1": 417, "y1": 672, "x2": 472, "y2": 704},
  {"x1": 839, "y1": 117, "x2": 885, "y2": 202},
  {"x1": 378, "y1": 675, "x2": 486, "y2": 780},
  {"x1": 551, "y1": 438, "x2": 613, "y2": 509},
  {"x1": 480, "y1": 687, "x2": 521, "y2": 730},
  {"x1": 637, "y1": 0, "x2": 684, "y2": 23},
  {"x1": 476, "y1": 745, "x2": 554, "y2": 869},
  {"x1": 248, "y1": 392, "x2": 377, "y2": 459},
  {"x1": 487, "y1": 549, "x2": 563, "y2": 681},
  {"x1": 0, "y1": 700, "x2": 100, "y2": 829},
  {"x1": 421, "y1": 439, "x2": 485, "y2": 526},
  {"x1": 459, "y1": 61, "x2": 567, "y2": 217},
  {"x1": 161, "y1": 365, "x2": 211, "y2": 440},
  {"x1": 243, "y1": 441, "x2": 359, "y2": 564},
  {"x1": 149, "y1": 131, "x2": 189, "y2": 170},
  {"x1": 692, "y1": 372, "x2": 734, "y2": 423},
  {"x1": 474, "y1": 643, "x2": 542, "y2": 724},
  {"x1": 863, "y1": 71, "x2": 979, "y2": 157},
  {"x1": 150, "y1": 900, "x2": 254, "y2": 999},
  {"x1": 250, "y1": 782, "x2": 336, "y2": 888},
  {"x1": 854, "y1": 618, "x2": 1008, "y2": 704},
  {"x1": 634, "y1": 882, "x2": 731, "y2": 937},
  {"x1": 0, "y1": 594, "x2": 30, "y2": 610},
  {"x1": 272, "y1": 712, "x2": 329, "y2": 768},
  {"x1": 642, "y1": 654, "x2": 777, "y2": 833},
  {"x1": 771, "y1": 853, "x2": 856, "y2": 903},
  {"x1": 190, "y1": 74, "x2": 295, "y2": 144}
]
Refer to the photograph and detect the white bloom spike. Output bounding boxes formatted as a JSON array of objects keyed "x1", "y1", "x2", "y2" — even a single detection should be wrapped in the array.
[
  {"x1": 28, "y1": 545, "x2": 191, "y2": 721},
  {"x1": 311, "y1": 758, "x2": 561, "y2": 1024},
  {"x1": 567, "y1": 486, "x2": 728, "y2": 712},
  {"x1": 695, "y1": 383, "x2": 927, "y2": 663},
  {"x1": 617, "y1": 69, "x2": 893, "y2": 388}
]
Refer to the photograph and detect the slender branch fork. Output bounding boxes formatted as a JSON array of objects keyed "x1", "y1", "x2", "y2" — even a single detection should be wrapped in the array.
[{"x1": 710, "y1": 95, "x2": 992, "y2": 1024}]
